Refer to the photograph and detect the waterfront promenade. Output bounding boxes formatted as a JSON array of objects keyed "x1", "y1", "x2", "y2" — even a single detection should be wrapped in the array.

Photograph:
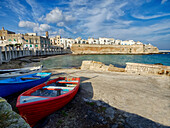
[{"x1": 0, "y1": 46, "x2": 71, "y2": 64}]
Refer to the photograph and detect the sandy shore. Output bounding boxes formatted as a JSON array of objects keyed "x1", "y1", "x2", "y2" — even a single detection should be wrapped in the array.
[{"x1": 44, "y1": 68, "x2": 170, "y2": 126}]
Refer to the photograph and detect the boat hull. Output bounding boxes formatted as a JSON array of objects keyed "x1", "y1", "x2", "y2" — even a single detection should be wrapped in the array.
[
  {"x1": 0, "y1": 65, "x2": 43, "y2": 80},
  {"x1": 0, "y1": 72, "x2": 51, "y2": 97},
  {"x1": 16, "y1": 77, "x2": 80, "y2": 127}
]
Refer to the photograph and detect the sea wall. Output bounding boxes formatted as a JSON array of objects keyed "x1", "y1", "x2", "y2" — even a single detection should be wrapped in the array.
[
  {"x1": 81, "y1": 60, "x2": 125, "y2": 72},
  {"x1": 125, "y1": 63, "x2": 170, "y2": 76},
  {"x1": 0, "y1": 97, "x2": 30, "y2": 128},
  {"x1": 71, "y1": 44, "x2": 159, "y2": 54}
]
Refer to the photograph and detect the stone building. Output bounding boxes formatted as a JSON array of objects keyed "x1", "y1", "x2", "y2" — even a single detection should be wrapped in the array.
[
  {"x1": 0, "y1": 27, "x2": 50, "y2": 49},
  {"x1": 50, "y1": 35, "x2": 62, "y2": 48}
]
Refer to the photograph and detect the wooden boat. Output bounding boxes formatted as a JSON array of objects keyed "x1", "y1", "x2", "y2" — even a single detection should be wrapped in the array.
[
  {"x1": 0, "y1": 65, "x2": 43, "y2": 80},
  {"x1": 0, "y1": 72, "x2": 51, "y2": 97},
  {"x1": 16, "y1": 77, "x2": 80, "y2": 127}
]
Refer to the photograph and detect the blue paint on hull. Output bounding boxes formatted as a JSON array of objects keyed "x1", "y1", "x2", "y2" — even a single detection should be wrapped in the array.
[{"x1": 0, "y1": 72, "x2": 51, "y2": 97}]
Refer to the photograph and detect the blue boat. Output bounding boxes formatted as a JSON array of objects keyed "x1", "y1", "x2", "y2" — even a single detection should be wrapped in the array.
[{"x1": 0, "y1": 72, "x2": 51, "y2": 97}]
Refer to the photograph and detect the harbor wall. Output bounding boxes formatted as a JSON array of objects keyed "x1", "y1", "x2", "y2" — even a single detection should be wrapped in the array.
[
  {"x1": 71, "y1": 44, "x2": 159, "y2": 54},
  {"x1": 125, "y1": 63, "x2": 170, "y2": 76},
  {"x1": 81, "y1": 60, "x2": 170, "y2": 76},
  {"x1": 81, "y1": 60, "x2": 125, "y2": 72}
]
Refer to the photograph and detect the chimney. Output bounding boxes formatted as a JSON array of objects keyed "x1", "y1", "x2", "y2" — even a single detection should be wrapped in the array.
[
  {"x1": 46, "y1": 31, "x2": 48, "y2": 38},
  {"x1": 2, "y1": 27, "x2": 4, "y2": 30}
]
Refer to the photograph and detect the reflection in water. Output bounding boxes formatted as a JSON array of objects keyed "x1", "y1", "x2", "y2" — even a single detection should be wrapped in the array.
[{"x1": 41, "y1": 54, "x2": 170, "y2": 69}]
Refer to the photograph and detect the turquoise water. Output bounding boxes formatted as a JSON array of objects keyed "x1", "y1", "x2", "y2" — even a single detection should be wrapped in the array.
[{"x1": 41, "y1": 53, "x2": 170, "y2": 69}]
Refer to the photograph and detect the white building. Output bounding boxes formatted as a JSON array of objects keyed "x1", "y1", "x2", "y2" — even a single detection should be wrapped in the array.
[
  {"x1": 60, "y1": 38, "x2": 75, "y2": 49},
  {"x1": 88, "y1": 38, "x2": 99, "y2": 44},
  {"x1": 121, "y1": 40, "x2": 136, "y2": 45},
  {"x1": 75, "y1": 37, "x2": 81, "y2": 44},
  {"x1": 99, "y1": 38, "x2": 115, "y2": 45}
]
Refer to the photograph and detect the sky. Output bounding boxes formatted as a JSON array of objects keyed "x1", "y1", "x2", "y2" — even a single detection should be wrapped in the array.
[{"x1": 0, "y1": 0, "x2": 170, "y2": 50}]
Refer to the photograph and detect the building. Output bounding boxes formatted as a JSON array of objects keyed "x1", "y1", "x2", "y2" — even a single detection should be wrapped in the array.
[
  {"x1": 121, "y1": 40, "x2": 136, "y2": 45},
  {"x1": 75, "y1": 37, "x2": 82, "y2": 44},
  {"x1": 50, "y1": 35, "x2": 62, "y2": 47},
  {"x1": 60, "y1": 38, "x2": 75, "y2": 49},
  {"x1": 99, "y1": 38, "x2": 115, "y2": 45},
  {"x1": 0, "y1": 27, "x2": 50, "y2": 49}
]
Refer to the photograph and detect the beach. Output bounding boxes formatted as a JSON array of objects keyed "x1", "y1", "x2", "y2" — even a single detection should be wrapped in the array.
[
  {"x1": 42, "y1": 68, "x2": 170, "y2": 127},
  {"x1": 0, "y1": 58, "x2": 170, "y2": 127}
]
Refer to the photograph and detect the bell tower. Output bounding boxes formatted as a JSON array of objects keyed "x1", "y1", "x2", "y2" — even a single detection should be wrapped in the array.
[{"x1": 46, "y1": 31, "x2": 48, "y2": 39}]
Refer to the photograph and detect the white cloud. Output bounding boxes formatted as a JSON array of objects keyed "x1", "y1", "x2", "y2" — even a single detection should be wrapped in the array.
[
  {"x1": 133, "y1": 13, "x2": 170, "y2": 20},
  {"x1": 161, "y1": 0, "x2": 168, "y2": 4},
  {"x1": 44, "y1": 7, "x2": 63, "y2": 23},
  {"x1": 58, "y1": 29, "x2": 65, "y2": 35},
  {"x1": 18, "y1": 21, "x2": 51, "y2": 34},
  {"x1": 57, "y1": 22, "x2": 65, "y2": 27},
  {"x1": 33, "y1": 24, "x2": 51, "y2": 32},
  {"x1": 19, "y1": 21, "x2": 38, "y2": 28}
]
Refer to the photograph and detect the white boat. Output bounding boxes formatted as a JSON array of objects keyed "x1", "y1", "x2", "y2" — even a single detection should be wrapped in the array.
[{"x1": 0, "y1": 65, "x2": 43, "y2": 79}]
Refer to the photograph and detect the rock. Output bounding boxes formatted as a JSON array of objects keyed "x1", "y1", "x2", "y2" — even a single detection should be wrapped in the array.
[
  {"x1": 105, "y1": 107, "x2": 115, "y2": 120},
  {"x1": 30, "y1": 58, "x2": 41, "y2": 62},
  {"x1": 0, "y1": 97, "x2": 30, "y2": 128},
  {"x1": 125, "y1": 114, "x2": 163, "y2": 128},
  {"x1": 19, "y1": 58, "x2": 32, "y2": 63},
  {"x1": 111, "y1": 124, "x2": 118, "y2": 128}
]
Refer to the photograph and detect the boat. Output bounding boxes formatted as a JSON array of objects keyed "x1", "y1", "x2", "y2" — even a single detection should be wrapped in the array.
[
  {"x1": 16, "y1": 77, "x2": 80, "y2": 127},
  {"x1": 0, "y1": 72, "x2": 51, "y2": 97},
  {"x1": 0, "y1": 65, "x2": 43, "y2": 80}
]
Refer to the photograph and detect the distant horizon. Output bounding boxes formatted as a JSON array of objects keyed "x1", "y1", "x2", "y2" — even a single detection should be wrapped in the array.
[{"x1": 0, "y1": 0, "x2": 170, "y2": 50}]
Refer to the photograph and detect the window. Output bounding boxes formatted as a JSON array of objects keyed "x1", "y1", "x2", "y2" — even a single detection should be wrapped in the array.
[
  {"x1": 30, "y1": 45, "x2": 32, "y2": 47},
  {"x1": 26, "y1": 40, "x2": 28, "y2": 42},
  {"x1": 14, "y1": 39, "x2": 16, "y2": 41},
  {"x1": 8, "y1": 39, "x2": 12, "y2": 41},
  {"x1": 35, "y1": 45, "x2": 38, "y2": 47}
]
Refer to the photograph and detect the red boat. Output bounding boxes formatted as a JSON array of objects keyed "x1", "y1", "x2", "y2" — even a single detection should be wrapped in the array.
[{"x1": 16, "y1": 77, "x2": 80, "y2": 127}]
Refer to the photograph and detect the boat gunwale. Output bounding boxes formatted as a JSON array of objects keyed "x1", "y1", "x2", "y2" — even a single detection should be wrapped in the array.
[
  {"x1": 16, "y1": 77, "x2": 80, "y2": 107},
  {"x1": 0, "y1": 72, "x2": 51, "y2": 84}
]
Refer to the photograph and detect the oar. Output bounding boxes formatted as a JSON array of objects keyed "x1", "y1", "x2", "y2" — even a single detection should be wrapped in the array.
[{"x1": 21, "y1": 77, "x2": 40, "y2": 80}]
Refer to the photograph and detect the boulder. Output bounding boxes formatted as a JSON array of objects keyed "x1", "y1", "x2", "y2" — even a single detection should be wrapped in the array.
[{"x1": 0, "y1": 97, "x2": 30, "y2": 128}]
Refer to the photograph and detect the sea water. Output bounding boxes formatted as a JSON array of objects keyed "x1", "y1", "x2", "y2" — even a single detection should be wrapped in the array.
[{"x1": 40, "y1": 53, "x2": 170, "y2": 69}]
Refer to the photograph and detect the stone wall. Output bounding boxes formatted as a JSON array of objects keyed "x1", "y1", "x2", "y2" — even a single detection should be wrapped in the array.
[
  {"x1": 71, "y1": 44, "x2": 159, "y2": 54},
  {"x1": 125, "y1": 63, "x2": 170, "y2": 76},
  {"x1": 81, "y1": 60, "x2": 125, "y2": 72}
]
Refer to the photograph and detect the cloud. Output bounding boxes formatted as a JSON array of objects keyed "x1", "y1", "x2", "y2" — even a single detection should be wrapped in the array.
[
  {"x1": 34, "y1": 24, "x2": 51, "y2": 32},
  {"x1": 19, "y1": 21, "x2": 38, "y2": 28},
  {"x1": 57, "y1": 22, "x2": 65, "y2": 27},
  {"x1": 25, "y1": 0, "x2": 44, "y2": 21},
  {"x1": 5, "y1": 0, "x2": 30, "y2": 20},
  {"x1": 161, "y1": 0, "x2": 168, "y2": 4},
  {"x1": 18, "y1": 21, "x2": 51, "y2": 34},
  {"x1": 133, "y1": 13, "x2": 170, "y2": 20},
  {"x1": 44, "y1": 7, "x2": 63, "y2": 23}
]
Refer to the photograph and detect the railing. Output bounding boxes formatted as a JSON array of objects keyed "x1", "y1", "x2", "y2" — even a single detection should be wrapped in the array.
[{"x1": 0, "y1": 46, "x2": 71, "y2": 64}]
